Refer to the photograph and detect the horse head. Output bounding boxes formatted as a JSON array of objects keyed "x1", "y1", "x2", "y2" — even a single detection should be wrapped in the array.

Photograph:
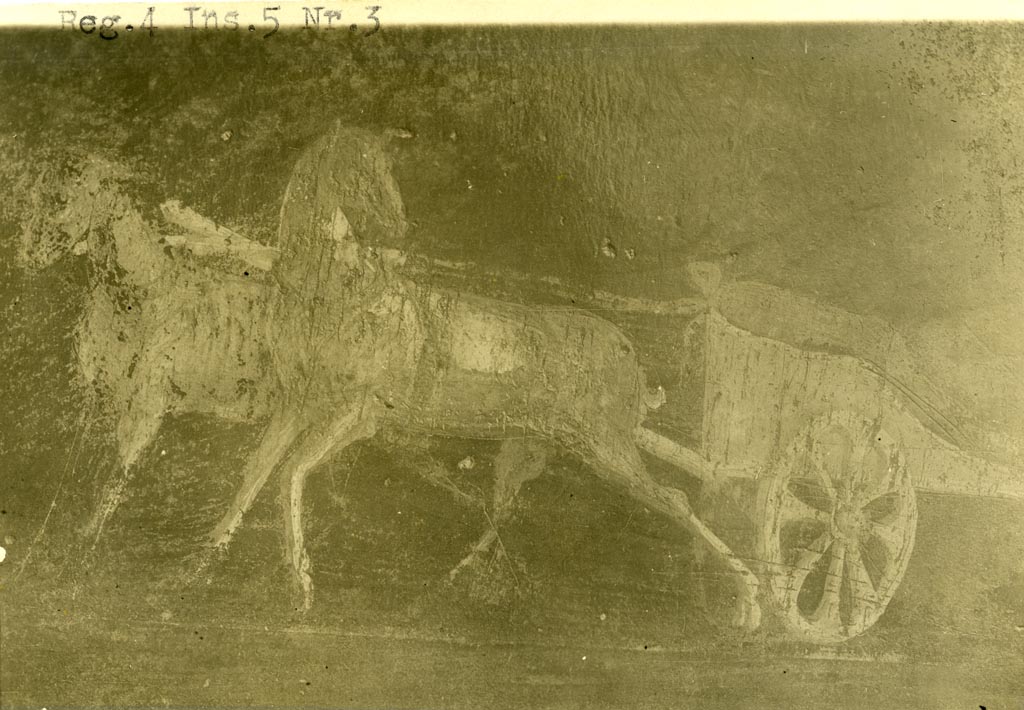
[
  {"x1": 275, "y1": 123, "x2": 410, "y2": 294},
  {"x1": 15, "y1": 155, "x2": 124, "y2": 270}
]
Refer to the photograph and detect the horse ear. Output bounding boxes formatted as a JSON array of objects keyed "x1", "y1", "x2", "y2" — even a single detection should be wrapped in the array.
[
  {"x1": 329, "y1": 207, "x2": 360, "y2": 268},
  {"x1": 329, "y1": 206, "x2": 355, "y2": 243}
]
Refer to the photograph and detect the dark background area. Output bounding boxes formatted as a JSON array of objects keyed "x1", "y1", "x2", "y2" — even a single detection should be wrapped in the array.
[{"x1": 1, "y1": 24, "x2": 1023, "y2": 709}]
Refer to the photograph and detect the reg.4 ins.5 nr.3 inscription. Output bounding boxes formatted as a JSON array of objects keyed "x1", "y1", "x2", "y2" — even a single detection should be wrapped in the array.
[{"x1": 57, "y1": 4, "x2": 382, "y2": 40}]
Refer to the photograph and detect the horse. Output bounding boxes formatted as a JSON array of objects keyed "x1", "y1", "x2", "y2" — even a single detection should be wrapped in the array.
[{"x1": 15, "y1": 125, "x2": 761, "y2": 628}]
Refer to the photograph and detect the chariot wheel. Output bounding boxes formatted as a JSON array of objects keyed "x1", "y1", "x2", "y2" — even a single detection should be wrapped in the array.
[{"x1": 757, "y1": 411, "x2": 917, "y2": 643}]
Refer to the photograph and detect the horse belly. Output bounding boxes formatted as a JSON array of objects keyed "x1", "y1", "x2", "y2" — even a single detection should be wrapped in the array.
[
  {"x1": 396, "y1": 293, "x2": 646, "y2": 443},
  {"x1": 167, "y1": 283, "x2": 271, "y2": 421}
]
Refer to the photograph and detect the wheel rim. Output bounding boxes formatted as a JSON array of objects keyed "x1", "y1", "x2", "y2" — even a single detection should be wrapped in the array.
[{"x1": 760, "y1": 411, "x2": 917, "y2": 642}]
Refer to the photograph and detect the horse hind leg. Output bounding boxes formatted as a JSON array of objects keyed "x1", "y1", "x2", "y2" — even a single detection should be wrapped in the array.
[
  {"x1": 447, "y1": 437, "x2": 547, "y2": 583},
  {"x1": 86, "y1": 463, "x2": 135, "y2": 548}
]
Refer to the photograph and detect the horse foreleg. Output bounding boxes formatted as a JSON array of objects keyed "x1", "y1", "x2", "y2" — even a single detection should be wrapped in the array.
[
  {"x1": 86, "y1": 462, "x2": 136, "y2": 548},
  {"x1": 85, "y1": 387, "x2": 166, "y2": 548},
  {"x1": 206, "y1": 410, "x2": 303, "y2": 551},
  {"x1": 279, "y1": 406, "x2": 379, "y2": 610},
  {"x1": 180, "y1": 411, "x2": 304, "y2": 585}
]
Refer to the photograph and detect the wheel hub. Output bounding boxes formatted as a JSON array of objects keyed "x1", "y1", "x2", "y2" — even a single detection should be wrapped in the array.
[{"x1": 833, "y1": 506, "x2": 865, "y2": 541}]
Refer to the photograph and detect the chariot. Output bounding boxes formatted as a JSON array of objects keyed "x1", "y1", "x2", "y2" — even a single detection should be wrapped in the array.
[{"x1": 629, "y1": 265, "x2": 1024, "y2": 643}]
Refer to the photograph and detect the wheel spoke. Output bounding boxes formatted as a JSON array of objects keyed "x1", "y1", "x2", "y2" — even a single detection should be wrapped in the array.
[
  {"x1": 859, "y1": 452, "x2": 903, "y2": 503},
  {"x1": 794, "y1": 448, "x2": 836, "y2": 501},
  {"x1": 810, "y1": 425, "x2": 853, "y2": 495},
  {"x1": 815, "y1": 465, "x2": 838, "y2": 500},
  {"x1": 778, "y1": 487, "x2": 831, "y2": 526},
  {"x1": 788, "y1": 475, "x2": 835, "y2": 508},
  {"x1": 793, "y1": 531, "x2": 834, "y2": 571},
  {"x1": 868, "y1": 519, "x2": 906, "y2": 560},
  {"x1": 852, "y1": 442, "x2": 886, "y2": 494},
  {"x1": 785, "y1": 531, "x2": 835, "y2": 603},
  {"x1": 810, "y1": 541, "x2": 846, "y2": 627},
  {"x1": 846, "y1": 543, "x2": 879, "y2": 629}
]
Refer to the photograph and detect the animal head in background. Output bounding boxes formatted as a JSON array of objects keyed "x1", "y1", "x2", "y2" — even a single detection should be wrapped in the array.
[{"x1": 15, "y1": 155, "x2": 136, "y2": 271}]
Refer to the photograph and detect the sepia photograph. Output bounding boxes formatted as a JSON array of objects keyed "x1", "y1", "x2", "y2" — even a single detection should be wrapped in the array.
[{"x1": 0, "y1": 6, "x2": 1023, "y2": 707}]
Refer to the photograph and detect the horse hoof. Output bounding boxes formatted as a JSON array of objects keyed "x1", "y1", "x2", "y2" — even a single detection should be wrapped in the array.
[{"x1": 731, "y1": 597, "x2": 762, "y2": 632}]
